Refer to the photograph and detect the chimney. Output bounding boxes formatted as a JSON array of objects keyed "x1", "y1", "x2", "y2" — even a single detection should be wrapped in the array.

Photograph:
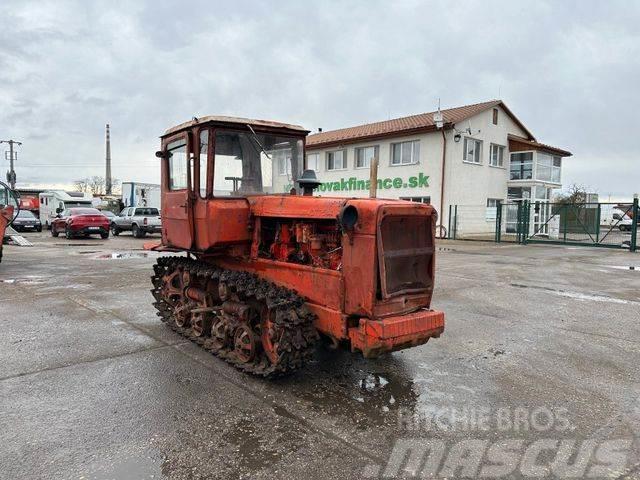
[
  {"x1": 105, "y1": 124, "x2": 112, "y2": 195},
  {"x1": 318, "y1": 128, "x2": 323, "y2": 133}
]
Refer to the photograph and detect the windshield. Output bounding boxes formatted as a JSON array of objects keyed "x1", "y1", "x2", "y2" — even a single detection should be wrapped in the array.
[
  {"x1": 214, "y1": 129, "x2": 303, "y2": 196},
  {"x1": 17, "y1": 210, "x2": 36, "y2": 218}
]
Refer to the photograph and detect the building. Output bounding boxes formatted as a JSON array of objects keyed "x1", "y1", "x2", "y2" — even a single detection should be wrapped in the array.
[
  {"x1": 121, "y1": 182, "x2": 161, "y2": 209},
  {"x1": 304, "y1": 100, "x2": 571, "y2": 230}
]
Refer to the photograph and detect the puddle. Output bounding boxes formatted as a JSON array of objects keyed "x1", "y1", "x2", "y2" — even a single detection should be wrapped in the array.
[
  {"x1": 359, "y1": 373, "x2": 389, "y2": 392},
  {"x1": 86, "y1": 449, "x2": 162, "y2": 480},
  {"x1": 94, "y1": 252, "x2": 149, "y2": 260},
  {"x1": 607, "y1": 265, "x2": 637, "y2": 271}
]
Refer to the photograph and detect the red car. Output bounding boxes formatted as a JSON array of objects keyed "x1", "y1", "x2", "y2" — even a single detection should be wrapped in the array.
[{"x1": 51, "y1": 207, "x2": 110, "y2": 239}]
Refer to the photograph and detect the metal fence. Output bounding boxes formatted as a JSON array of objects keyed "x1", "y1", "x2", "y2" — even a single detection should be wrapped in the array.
[{"x1": 448, "y1": 198, "x2": 639, "y2": 251}]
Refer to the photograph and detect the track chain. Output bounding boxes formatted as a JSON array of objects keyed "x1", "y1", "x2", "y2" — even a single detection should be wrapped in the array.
[{"x1": 150, "y1": 256, "x2": 318, "y2": 377}]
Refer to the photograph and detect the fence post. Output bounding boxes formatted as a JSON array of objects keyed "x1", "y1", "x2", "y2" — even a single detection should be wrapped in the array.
[
  {"x1": 448, "y1": 204, "x2": 452, "y2": 240},
  {"x1": 562, "y1": 204, "x2": 568, "y2": 243},
  {"x1": 522, "y1": 200, "x2": 530, "y2": 245},
  {"x1": 495, "y1": 200, "x2": 502, "y2": 243},
  {"x1": 516, "y1": 201, "x2": 522, "y2": 244},
  {"x1": 453, "y1": 205, "x2": 458, "y2": 240},
  {"x1": 595, "y1": 203, "x2": 601, "y2": 243},
  {"x1": 631, "y1": 197, "x2": 639, "y2": 252}
]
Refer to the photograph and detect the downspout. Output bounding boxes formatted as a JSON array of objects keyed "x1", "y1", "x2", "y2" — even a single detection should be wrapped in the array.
[{"x1": 439, "y1": 128, "x2": 447, "y2": 229}]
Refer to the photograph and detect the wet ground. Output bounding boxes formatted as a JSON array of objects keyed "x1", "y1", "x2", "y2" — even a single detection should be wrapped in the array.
[{"x1": 1, "y1": 231, "x2": 639, "y2": 479}]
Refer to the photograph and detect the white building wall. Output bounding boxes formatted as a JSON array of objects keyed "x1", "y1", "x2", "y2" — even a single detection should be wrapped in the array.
[
  {"x1": 443, "y1": 107, "x2": 528, "y2": 211},
  {"x1": 306, "y1": 106, "x2": 535, "y2": 231}
]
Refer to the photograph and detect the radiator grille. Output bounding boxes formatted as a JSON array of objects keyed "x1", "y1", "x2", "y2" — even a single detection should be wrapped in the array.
[{"x1": 379, "y1": 215, "x2": 433, "y2": 296}]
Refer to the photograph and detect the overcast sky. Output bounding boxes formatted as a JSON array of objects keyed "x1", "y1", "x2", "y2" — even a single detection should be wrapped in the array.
[{"x1": 1, "y1": 0, "x2": 639, "y2": 200}]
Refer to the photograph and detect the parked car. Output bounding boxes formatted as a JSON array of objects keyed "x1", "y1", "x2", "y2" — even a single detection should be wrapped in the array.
[
  {"x1": 111, "y1": 207, "x2": 161, "y2": 238},
  {"x1": 601, "y1": 208, "x2": 634, "y2": 231},
  {"x1": 51, "y1": 207, "x2": 110, "y2": 239},
  {"x1": 100, "y1": 210, "x2": 116, "y2": 221},
  {"x1": 12, "y1": 210, "x2": 42, "y2": 232}
]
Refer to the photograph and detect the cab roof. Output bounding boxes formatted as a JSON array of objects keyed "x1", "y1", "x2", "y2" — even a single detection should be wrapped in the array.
[{"x1": 163, "y1": 115, "x2": 309, "y2": 137}]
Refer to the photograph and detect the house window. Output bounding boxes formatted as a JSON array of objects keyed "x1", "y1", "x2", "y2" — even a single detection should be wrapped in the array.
[
  {"x1": 492, "y1": 108, "x2": 498, "y2": 125},
  {"x1": 391, "y1": 140, "x2": 420, "y2": 165},
  {"x1": 536, "y1": 152, "x2": 562, "y2": 183},
  {"x1": 276, "y1": 150, "x2": 292, "y2": 176},
  {"x1": 326, "y1": 150, "x2": 346, "y2": 170},
  {"x1": 355, "y1": 146, "x2": 377, "y2": 169},
  {"x1": 510, "y1": 152, "x2": 533, "y2": 180},
  {"x1": 486, "y1": 198, "x2": 502, "y2": 221},
  {"x1": 489, "y1": 144, "x2": 505, "y2": 167},
  {"x1": 463, "y1": 137, "x2": 482, "y2": 164},
  {"x1": 508, "y1": 186, "x2": 531, "y2": 200},
  {"x1": 400, "y1": 196, "x2": 431, "y2": 204},
  {"x1": 306, "y1": 153, "x2": 320, "y2": 171}
]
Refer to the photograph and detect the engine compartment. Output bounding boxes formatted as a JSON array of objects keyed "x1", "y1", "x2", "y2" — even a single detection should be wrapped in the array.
[{"x1": 258, "y1": 218, "x2": 342, "y2": 270}]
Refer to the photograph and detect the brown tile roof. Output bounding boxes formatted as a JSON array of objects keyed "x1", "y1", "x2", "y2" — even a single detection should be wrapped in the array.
[
  {"x1": 508, "y1": 134, "x2": 572, "y2": 157},
  {"x1": 306, "y1": 100, "x2": 535, "y2": 149}
]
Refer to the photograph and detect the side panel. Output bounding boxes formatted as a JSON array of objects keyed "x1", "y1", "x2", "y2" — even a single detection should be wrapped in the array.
[
  {"x1": 193, "y1": 199, "x2": 252, "y2": 250},
  {"x1": 342, "y1": 234, "x2": 377, "y2": 317}
]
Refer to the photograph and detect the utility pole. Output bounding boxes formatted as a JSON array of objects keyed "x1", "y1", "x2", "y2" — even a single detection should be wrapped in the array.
[
  {"x1": 105, "y1": 124, "x2": 112, "y2": 195},
  {"x1": 0, "y1": 139, "x2": 21, "y2": 189}
]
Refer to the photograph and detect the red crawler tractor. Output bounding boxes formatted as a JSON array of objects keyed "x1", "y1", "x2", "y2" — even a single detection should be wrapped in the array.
[
  {"x1": 0, "y1": 181, "x2": 19, "y2": 264},
  {"x1": 150, "y1": 116, "x2": 444, "y2": 376}
]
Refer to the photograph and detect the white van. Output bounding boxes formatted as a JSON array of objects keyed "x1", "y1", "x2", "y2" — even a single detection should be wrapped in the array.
[
  {"x1": 601, "y1": 207, "x2": 633, "y2": 231},
  {"x1": 39, "y1": 190, "x2": 94, "y2": 229}
]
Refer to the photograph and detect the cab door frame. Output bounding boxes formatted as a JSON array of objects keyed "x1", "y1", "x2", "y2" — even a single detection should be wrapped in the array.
[{"x1": 161, "y1": 131, "x2": 195, "y2": 249}]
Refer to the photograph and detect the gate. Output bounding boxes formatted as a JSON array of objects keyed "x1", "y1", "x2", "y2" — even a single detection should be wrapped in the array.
[{"x1": 448, "y1": 198, "x2": 638, "y2": 251}]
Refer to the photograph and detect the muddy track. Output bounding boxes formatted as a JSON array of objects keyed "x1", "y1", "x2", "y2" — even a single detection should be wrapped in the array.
[{"x1": 150, "y1": 256, "x2": 318, "y2": 377}]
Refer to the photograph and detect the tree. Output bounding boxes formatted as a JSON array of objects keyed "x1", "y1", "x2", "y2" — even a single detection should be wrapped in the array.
[
  {"x1": 554, "y1": 184, "x2": 588, "y2": 205},
  {"x1": 73, "y1": 176, "x2": 120, "y2": 195}
]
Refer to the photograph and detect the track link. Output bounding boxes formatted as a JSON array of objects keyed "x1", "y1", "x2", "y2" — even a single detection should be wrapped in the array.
[{"x1": 150, "y1": 256, "x2": 318, "y2": 377}]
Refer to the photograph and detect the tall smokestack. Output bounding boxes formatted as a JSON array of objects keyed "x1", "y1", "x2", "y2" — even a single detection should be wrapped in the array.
[{"x1": 105, "y1": 123, "x2": 112, "y2": 195}]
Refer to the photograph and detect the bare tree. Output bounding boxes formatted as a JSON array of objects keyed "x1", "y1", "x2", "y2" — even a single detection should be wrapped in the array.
[
  {"x1": 73, "y1": 178, "x2": 90, "y2": 193},
  {"x1": 555, "y1": 184, "x2": 588, "y2": 205},
  {"x1": 74, "y1": 176, "x2": 121, "y2": 195}
]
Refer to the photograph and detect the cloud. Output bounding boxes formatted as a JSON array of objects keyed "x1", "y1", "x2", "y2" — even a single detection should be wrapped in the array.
[{"x1": 0, "y1": 0, "x2": 638, "y2": 198}]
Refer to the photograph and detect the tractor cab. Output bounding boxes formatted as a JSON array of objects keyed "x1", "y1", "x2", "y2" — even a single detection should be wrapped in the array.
[{"x1": 157, "y1": 116, "x2": 310, "y2": 250}]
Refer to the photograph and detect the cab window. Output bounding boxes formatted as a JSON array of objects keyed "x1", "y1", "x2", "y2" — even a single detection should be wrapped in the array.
[
  {"x1": 199, "y1": 130, "x2": 209, "y2": 197},
  {"x1": 167, "y1": 139, "x2": 188, "y2": 190}
]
